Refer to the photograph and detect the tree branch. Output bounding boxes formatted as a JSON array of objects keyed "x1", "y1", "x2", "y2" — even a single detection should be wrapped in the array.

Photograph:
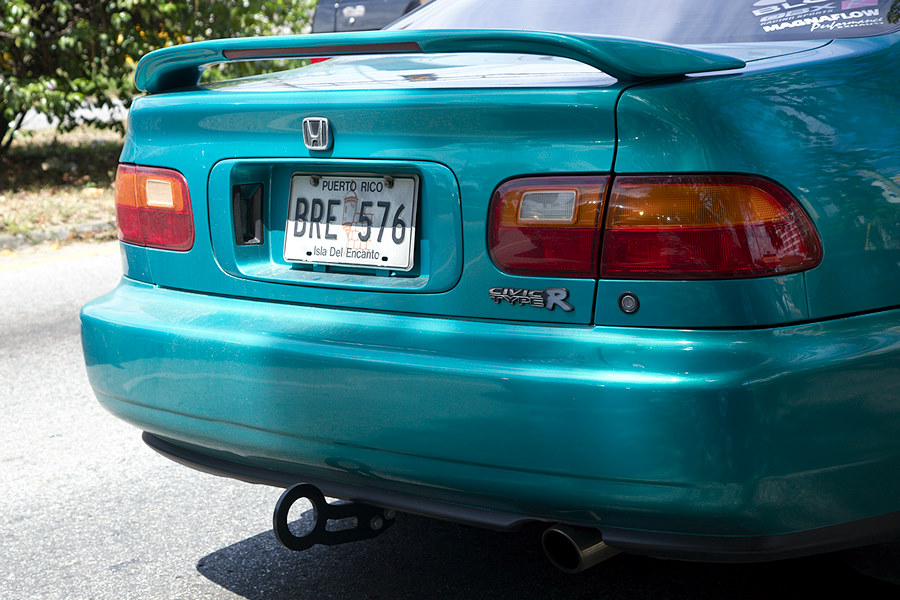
[{"x1": 1, "y1": 111, "x2": 26, "y2": 156}]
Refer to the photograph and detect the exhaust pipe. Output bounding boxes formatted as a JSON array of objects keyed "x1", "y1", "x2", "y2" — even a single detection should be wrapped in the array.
[{"x1": 542, "y1": 524, "x2": 621, "y2": 573}]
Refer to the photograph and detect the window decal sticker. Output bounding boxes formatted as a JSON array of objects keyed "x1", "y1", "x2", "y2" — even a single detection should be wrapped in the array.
[{"x1": 750, "y1": 0, "x2": 887, "y2": 32}]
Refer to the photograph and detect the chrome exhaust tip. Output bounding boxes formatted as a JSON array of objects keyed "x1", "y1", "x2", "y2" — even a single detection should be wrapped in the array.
[{"x1": 542, "y1": 524, "x2": 621, "y2": 573}]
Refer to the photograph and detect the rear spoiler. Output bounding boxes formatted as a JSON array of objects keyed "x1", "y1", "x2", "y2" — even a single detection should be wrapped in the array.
[{"x1": 135, "y1": 29, "x2": 746, "y2": 94}]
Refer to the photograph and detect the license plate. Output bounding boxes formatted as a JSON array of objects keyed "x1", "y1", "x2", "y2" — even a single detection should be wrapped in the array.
[{"x1": 284, "y1": 174, "x2": 418, "y2": 271}]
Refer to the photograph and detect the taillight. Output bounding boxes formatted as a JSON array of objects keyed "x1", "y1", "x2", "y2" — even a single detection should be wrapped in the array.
[
  {"x1": 488, "y1": 176, "x2": 609, "y2": 277},
  {"x1": 601, "y1": 175, "x2": 821, "y2": 279},
  {"x1": 488, "y1": 174, "x2": 821, "y2": 280},
  {"x1": 115, "y1": 165, "x2": 194, "y2": 251}
]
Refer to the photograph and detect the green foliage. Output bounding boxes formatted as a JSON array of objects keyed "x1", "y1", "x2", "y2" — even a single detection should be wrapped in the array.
[
  {"x1": 889, "y1": 0, "x2": 900, "y2": 24},
  {"x1": 1, "y1": 0, "x2": 316, "y2": 152}
]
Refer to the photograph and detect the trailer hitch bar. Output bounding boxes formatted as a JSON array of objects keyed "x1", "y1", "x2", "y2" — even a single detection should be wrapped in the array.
[{"x1": 273, "y1": 483, "x2": 396, "y2": 551}]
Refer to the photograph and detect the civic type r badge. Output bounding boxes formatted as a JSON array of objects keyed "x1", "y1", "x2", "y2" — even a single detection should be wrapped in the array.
[
  {"x1": 488, "y1": 287, "x2": 574, "y2": 312},
  {"x1": 302, "y1": 117, "x2": 331, "y2": 150}
]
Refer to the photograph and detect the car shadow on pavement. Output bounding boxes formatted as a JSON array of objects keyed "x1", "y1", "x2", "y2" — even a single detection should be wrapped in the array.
[{"x1": 196, "y1": 511, "x2": 899, "y2": 599}]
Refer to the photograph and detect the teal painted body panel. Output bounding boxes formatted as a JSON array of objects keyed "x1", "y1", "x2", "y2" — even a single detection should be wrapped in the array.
[
  {"x1": 614, "y1": 34, "x2": 900, "y2": 321},
  {"x1": 83, "y1": 22, "x2": 900, "y2": 559},
  {"x1": 121, "y1": 83, "x2": 621, "y2": 324},
  {"x1": 594, "y1": 275, "x2": 808, "y2": 327},
  {"x1": 83, "y1": 278, "x2": 900, "y2": 536}
]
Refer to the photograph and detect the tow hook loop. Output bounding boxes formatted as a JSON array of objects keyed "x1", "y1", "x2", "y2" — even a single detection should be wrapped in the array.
[{"x1": 273, "y1": 483, "x2": 396, "y2": 551}]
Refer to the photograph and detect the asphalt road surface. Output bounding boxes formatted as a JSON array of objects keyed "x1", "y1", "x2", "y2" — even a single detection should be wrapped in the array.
[{"x1": 1, "y1": 241, "x2": 898, "y2": 599}]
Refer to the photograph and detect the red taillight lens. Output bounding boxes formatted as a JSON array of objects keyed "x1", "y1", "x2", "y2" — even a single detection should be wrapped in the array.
[
  {"x1": 115, "y1": 164, "x2": 194, "y2": 251},
  {"x1": 601, "y1": 175, "x2": 821, "y2": 279},
  {"x1": 488, "y1": 176, "x2": 609, "y2": 277}
]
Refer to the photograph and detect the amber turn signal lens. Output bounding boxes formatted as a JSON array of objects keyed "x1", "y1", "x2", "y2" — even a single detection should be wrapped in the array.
[{"x1": 601, "y1": 175, "x2": 821, "y2": 279}]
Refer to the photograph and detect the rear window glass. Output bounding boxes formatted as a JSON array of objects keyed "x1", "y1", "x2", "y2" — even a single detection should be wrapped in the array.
[{"x1": 389, "y1": 0, "x2": 900, "y2": 44}]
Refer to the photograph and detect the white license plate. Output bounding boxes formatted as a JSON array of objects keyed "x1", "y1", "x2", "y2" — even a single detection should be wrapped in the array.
[{"x1": 284, "y1": 174, "x2": 418, "y2": 271}]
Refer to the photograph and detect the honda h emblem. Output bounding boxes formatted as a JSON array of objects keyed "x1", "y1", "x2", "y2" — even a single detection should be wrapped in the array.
[{"x1": 302, "y1": 117, "x2": 332, "y2": 151}]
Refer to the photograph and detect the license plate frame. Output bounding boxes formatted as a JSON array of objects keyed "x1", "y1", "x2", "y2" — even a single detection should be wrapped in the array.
[{"x1": 284, "y1": 174, "x2": 418, "y2": 271}]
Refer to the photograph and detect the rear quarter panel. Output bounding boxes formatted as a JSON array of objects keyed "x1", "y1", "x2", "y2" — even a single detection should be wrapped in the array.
[{"x1": 615, "y1": 33, "x2": 900, "y2": 320}]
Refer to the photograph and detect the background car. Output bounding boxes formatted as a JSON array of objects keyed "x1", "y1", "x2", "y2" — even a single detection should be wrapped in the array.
[
  {"x1": 311, "y1": 0, "x2": 432, "y2": 33},
  {"x1": 82, "y1": 0, "x2": 900, "y2": 573}
]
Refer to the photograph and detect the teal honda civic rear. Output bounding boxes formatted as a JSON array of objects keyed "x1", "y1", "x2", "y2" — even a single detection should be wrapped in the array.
[{"x1": 81, "y1": 0, "x2": 900, "y2": 571}]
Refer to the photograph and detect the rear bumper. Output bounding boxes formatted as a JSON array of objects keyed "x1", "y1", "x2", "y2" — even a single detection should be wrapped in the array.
[{"x1": 81, "y1": 278, "x2": 900, "y2": 558}]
